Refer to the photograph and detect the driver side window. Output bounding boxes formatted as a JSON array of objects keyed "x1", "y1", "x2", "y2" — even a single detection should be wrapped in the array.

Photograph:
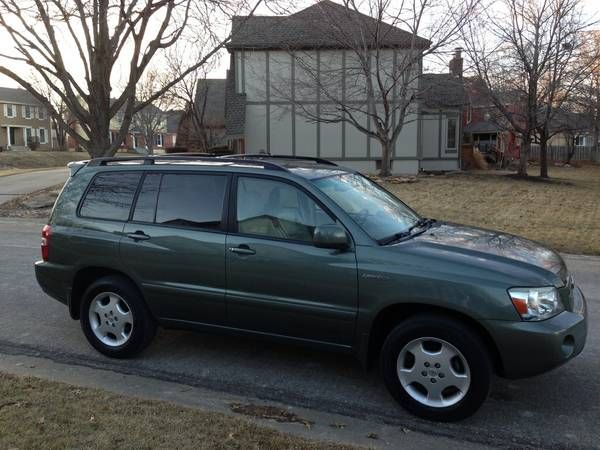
[{"x1": 236, "y1": 177, "x2": 335, "y2": 243}]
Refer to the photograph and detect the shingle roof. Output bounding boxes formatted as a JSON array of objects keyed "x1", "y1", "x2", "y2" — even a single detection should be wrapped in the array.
[
  {"x1": 225, "y1": 68, "x2": 246, "y2": 136},
  {"x1": 0, "y1": 86, "x2": 41, "y2": 105},
  {"x1": 227, "y1": 0, "x2": 430, "y2": 50},
  {"x1": 420, "y1": 73, "x2": 465, "y2": 109},
  {"x1": 194, "y1": 79, "x2": 226, "y2": 127},
  {"x1": 166, "y1": 110, "x2": 183, "y2": 134}
]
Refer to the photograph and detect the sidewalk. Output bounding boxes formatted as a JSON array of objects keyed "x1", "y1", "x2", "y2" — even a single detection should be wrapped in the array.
[{"x1": 0, "y1": 168, "x2": 68, "y2": 205}]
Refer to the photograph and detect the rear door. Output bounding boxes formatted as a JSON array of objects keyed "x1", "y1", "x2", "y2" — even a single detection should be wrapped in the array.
[
  {"x1": 120, "y1": 171, "x2": 230, "y2": 325},
  {"x1": 225, "y1": 175, "x2": 358, "y2": 346}
]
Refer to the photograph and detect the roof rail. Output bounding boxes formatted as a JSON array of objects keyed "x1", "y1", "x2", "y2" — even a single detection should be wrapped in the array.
[
  {"x1": 222, "y1": 153, "x2": 338, "y2": 166},
  {"x1": 85, "y1": 155, "x2": 287, "y2": 171}
]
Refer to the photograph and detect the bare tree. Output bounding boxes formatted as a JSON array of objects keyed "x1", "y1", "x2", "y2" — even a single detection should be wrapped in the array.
[
  {"x1": 131, "y1": 70, "x2": 173, "y2": 155},
  {"x1": 463, "y1": 0, "x2": 596, "y2": 177},
  {"x1": 264, "y1": 0, "x2": 478, "y2": 176},
  {"x1": 0, "y1": 0, "x2": 263, "y2": 158}
]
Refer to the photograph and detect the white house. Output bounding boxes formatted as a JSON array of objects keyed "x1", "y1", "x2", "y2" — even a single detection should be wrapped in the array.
[{"x1": 224, "y1": 0, "x2": 464, "y2": 174}]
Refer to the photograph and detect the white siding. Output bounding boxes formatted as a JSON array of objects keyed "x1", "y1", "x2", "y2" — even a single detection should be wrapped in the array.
[
  {"x1": 270, "y1": 105, "x2": 293, "y2": 154},
  {"x1": 421, "y1": 114, "x2": 440, "y2": 158},
  {"x1": 344, "y1": 111, "x2": 368, "y2": 157},
  {"x1": 320, "y1": 121, "x2": 343, "y2": 158},
  {"x1": 245, "y1": 105, "x2": 267, "y2": 152},
  {"x1": 294, "y1": 51, "x2": 318, "y2": 101},
  {"x1": 319, "y1": 50, "x2": 344, "y2": 101},
  {"x1": 295, "y1": 106, "x2": 318, "y2": 156},
  {"x1": 394, "y1": 114, "x2": 418, "y2": 157},
  {"x1": 269, "y1": 51, "x2": 292, "y2": 102},
  {"x1": 244, "y1": 51, "x2": 267, "y2": 101}
]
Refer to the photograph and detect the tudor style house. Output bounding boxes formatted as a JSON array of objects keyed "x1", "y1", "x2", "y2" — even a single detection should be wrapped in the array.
[
  {"x1": 0, "y1": 87, "x2": 53, "y2": 151},
  {"x1": 224, "y1": 0, "x2": 464, "y2": 174}
]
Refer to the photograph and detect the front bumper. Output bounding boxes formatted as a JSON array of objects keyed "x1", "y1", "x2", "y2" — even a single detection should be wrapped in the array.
[{"x1": 484, "y1": 286, "x2": 587, "y2": 379}]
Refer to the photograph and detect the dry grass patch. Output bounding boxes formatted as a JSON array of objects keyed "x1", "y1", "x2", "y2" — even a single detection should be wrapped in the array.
[
  {"x1": 383, "y1": 164, "x2": 600, "y2": 255},
  {"x1": 0, "y1": 372, "x2": 361, "y2": 450},
  {"x1": 0, "y1": 151, "x2": 89, "y2": 170}
]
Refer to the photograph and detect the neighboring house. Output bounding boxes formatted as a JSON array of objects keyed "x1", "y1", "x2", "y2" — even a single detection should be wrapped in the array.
[
  {"x1": 223, "y1": 0, "x2": 464, "y2": 174},
  {"x1": 177, "y1": 79, "x2": 227, "y2": 151},
  {"x1": 67, "y1": 103, "x2": 177, "y2": 152},
  {"x1": 0, "y1": 87, "x2": 53, "y2": 151}
]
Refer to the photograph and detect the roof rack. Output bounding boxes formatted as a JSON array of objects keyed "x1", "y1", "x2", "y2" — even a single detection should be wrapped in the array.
[
  {"x1": 221, "y1": 154, "x2": 338, "y2": 166},
  {"x1": 85, "y1": 155, "x2": 287, "y2": 171}
]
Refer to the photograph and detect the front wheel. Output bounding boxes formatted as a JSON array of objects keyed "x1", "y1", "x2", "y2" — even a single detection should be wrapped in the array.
[
  {"x1": 380, "y1": 315, "x2": 492, "y2": 421},
  {"x1": 80, "y1": 275, "x2": 156, "y2": 358}
]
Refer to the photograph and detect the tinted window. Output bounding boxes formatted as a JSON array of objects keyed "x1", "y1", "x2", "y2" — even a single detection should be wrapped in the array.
[
  {"x1": 155, "y1": 174, "x2": 227, "y2": 229},
  {"x1": 132, "y1": 173, "x2": 161, "y2": 223},
  {"x1": 237, "y1": 177, "x2": 335, "y2": 242},
  {"x1": 80, "y1": 172, "x2": 141, "y2": 221}
]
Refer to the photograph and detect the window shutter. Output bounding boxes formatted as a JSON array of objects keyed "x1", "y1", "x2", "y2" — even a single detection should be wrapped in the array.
[{"x1": 2, "y1": 104, "x2": 6, "y2": 117}]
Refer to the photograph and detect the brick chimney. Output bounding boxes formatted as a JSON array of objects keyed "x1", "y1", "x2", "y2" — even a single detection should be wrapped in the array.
[{"x1": 449, "y1": 47, "x2": 463, "y2": 78}]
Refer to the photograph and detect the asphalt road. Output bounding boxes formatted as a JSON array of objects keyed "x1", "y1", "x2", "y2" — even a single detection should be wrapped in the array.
[
  {"x1": 0, "y1": 168, "x2": 69, "y2": 204},
  {"x1": 1, "y1": 217, "x2": 598, "y2": 449}
]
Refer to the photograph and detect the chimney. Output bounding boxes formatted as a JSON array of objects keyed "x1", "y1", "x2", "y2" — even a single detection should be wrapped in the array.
[{"x1": 449, "y1": 47, "x2": 463, "y2": 78}]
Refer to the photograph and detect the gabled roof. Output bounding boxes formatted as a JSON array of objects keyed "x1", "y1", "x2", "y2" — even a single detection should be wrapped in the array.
[
  {"x1": 166, "y1": 110, "x2": 183, "y2": 134},
  {"x1": 195, "y1": 79, "x2": 226, "y2": 127},
  {"x1": 228, "y1": 0, "x2": 429, "y2": 50},
  {"x1": 0, "y1": 86, "x2": 41, "y2": 105},
  {"x1": 420, "y1": 73, "x2": 465, "y2": 109}
]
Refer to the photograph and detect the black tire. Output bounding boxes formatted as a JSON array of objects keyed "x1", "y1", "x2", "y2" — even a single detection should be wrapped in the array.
[
  {"x1": 80, "y1": 275, "x2": 157, "y2": 358},
  {"x1": 380, "y1": 314, "x2": 492, "y2": 422}
]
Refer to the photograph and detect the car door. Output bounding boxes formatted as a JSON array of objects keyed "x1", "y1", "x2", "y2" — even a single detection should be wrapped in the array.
[
  {"x1": 226, "y1": 175, "x2": 358, "y2": 346},
  {"x1": 120, "y1": 171, "x2": 230, "y2": 325}
]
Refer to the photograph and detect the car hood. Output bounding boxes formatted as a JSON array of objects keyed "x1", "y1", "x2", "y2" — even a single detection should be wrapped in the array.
[{"x1": 410, "y1": 222, "x2": 567, "y2": 282}]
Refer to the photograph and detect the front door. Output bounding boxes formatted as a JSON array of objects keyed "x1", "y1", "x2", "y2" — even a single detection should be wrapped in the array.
[
  {"x1": 120, "y1": 172, "x2": 230, "y2": 325},
  {"x1": 226, "y1": 176, "x2": 358, "y2": 346}
]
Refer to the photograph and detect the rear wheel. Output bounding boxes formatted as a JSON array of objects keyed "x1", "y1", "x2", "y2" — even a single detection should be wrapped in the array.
[
  {"x1": 80, "y1": 275, "x2": 156, "y2": 358},
  {"x1": 380, "y1": 315, "x2": 492, "y2": 421}
]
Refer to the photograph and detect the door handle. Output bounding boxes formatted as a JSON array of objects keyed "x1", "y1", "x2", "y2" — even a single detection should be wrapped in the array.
[
  {"x1": 228, "y1": 245, "x2": 256, "y2": 255},
  {"x1": 126, "y1": 231, "x2": 151, "y2": 241}
]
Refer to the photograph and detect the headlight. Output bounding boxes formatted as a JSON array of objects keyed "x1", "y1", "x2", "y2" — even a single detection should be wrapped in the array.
[{"x1": 508, "y1": 287, "x2": 564, "y2": 321}]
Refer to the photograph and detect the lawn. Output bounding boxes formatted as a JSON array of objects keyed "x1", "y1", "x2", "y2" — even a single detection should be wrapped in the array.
[
  {"x1": 0, "y1": 150, "x2": 89, "y2": 172},
  {"x1": 383, "y1": 164, "x2": 600, "y2": 255},
  {"x1": 0, "y1": 372, "x2": 359, "y2": 450}
]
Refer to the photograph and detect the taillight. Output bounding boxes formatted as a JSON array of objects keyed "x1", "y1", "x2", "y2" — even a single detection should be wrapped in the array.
[{"x1": 41, "y1": 224, "x2": 52, "y2": 261}]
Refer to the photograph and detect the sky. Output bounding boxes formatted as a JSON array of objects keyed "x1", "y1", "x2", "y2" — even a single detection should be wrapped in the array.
[{"x1": 0, "y1": 0, "x2": 599, "y2": 90}]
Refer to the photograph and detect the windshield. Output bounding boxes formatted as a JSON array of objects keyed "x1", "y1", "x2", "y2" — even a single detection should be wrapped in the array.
[{"x1": 313, "y1": 173, "x2": 420, "y2": 241}]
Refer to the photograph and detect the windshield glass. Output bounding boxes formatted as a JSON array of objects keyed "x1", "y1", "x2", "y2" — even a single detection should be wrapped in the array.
[{"x1": 313, "y1": 173, "x2": 420, "y2": 241}]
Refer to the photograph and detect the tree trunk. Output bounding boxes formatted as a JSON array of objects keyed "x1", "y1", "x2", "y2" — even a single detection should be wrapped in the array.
[
  {"x1": 379, "y1": 140, "x2": 393, "y2": 177},
  {"x1": 539, "y1": 139, "x2": 549, "y2": 178},
  {"x1": 518, "y1": 137, "x2": 529, "y2": 177},
  {"x1": 594, "y1": 126, "x2": 600, "y2": 163}
]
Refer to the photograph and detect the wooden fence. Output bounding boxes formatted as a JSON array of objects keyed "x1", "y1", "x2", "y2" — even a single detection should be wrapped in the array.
[{"x1": 529, "y1": 145, "x2": 596, "y2": 162}]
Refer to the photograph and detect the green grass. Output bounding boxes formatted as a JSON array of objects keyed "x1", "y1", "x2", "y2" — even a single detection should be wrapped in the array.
[{"x1": 0, "y1": 150, "x2": 90, "y2": 170}]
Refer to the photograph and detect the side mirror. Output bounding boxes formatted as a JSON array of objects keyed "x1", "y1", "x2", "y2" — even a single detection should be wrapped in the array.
[{"x1": 313, "y1": 224, "x2": 349, "y2": 250}]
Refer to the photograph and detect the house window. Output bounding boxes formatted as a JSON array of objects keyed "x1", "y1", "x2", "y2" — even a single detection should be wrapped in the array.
[
  {"x1": 38, "y1": 108, "x2": 46, "y2": 120},
  {"x1": 5, "y1": 104, "x2": 15, "y2": 118},
  {"x1": 39, "y1": 128, "x2": 47, "y2": 144},
  {"x1": 154, "y1": 134, "x2": 164, "y2": 147},
  {"x1": 446, "y1": 117, "x2": 457, "y2": 149},
  {"x1": 574, "y1": 135, "x2": 586, "y2": 147},
  {"x1": 24, "y1": 105, "x2": 32, "y2": 119}
]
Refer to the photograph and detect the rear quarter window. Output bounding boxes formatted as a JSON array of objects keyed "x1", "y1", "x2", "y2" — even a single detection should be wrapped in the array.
[{"x1": 79, "y1": 172, "x2": 142, "y2": 221}]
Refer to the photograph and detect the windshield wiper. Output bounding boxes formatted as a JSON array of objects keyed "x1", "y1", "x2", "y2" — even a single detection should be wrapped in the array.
[{"x1": 378, "y1": 218, "x2": 436, "y2": 245}]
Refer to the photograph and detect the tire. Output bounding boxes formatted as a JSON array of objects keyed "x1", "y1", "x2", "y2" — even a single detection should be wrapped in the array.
[
  {"x1": 380, "y1": 314, "x2": 492, "y2": 422},
  {"x1": 80, "y1": 275, "x2": 157, "y2": 358}
]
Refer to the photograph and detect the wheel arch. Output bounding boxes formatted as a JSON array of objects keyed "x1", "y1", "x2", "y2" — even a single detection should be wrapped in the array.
[
  {"x1": 365, "y1": 303, "x2": 504, "y2": 376},
  {"x1": 69, "y1": 267, "x2": 143, "y2": 320}
]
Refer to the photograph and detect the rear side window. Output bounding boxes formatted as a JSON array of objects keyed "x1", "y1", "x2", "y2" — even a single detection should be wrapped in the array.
[
  {"x1": 132, "y1": 173, "x2": 161, "y2": 223},
  {"x1": 80, "y1": 172, "x2": 141, "y2": 221},
  {"x1": 154, "y1": 173, "x2": 228, "y2": 230}
]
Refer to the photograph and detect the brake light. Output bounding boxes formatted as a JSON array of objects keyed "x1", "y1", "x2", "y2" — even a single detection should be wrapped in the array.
[{"x1": 41, "y1": 224, "x2": 51, "y2": 261}]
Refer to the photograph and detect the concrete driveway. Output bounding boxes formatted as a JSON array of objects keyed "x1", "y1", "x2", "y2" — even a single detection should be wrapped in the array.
[
  {"x1": 0, "y1": 168, "x2": 69, "y2": 204},
  {"x1": 0, "y1": 217, "x2": 598, "y2": 449}
]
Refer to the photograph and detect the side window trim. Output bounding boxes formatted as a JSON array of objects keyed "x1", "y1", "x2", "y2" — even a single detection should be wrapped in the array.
[{"x1": 230, "y1": 174, "x2": 346, "y2": 245}]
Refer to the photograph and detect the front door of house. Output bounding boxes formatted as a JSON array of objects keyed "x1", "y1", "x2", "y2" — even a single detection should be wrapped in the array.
[{"x1": 8, "y1": 128, "x2": 15, "y2": 146}]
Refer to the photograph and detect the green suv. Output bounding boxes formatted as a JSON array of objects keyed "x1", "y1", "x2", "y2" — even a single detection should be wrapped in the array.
[{"x1": 35, "y1": 155, "x2": 587, "y2": 421}]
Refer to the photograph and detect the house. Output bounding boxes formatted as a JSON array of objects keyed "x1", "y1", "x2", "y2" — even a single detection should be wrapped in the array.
[
  {"x1": 177, "y1": 79, "x2": 227, "y2": 151},
  {"x1": 0, "y1": 87, "x2": 53, "y2": 151},
  {"x1": 223, "y1": 0, "x2": 464, "y2": 174}
]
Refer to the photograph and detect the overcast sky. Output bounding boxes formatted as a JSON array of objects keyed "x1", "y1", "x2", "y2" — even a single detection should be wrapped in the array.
[{"x1": 0, "y1": 0, "x2": 598, "y2": 90}]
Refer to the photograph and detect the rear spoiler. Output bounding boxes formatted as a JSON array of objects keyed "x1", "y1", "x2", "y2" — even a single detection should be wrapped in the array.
[{"x1": 67, "y1": 160, "x2": 89, "y2": 177}]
